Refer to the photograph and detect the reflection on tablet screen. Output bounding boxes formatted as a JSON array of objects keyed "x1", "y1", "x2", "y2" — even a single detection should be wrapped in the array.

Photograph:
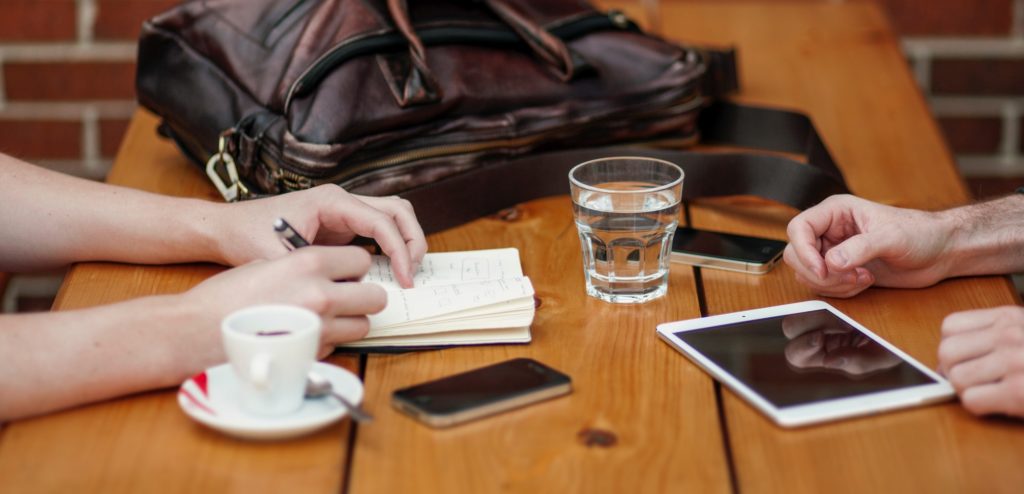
[{"x1": 674, "y1": 309, "x2": 936, "y2": 407}]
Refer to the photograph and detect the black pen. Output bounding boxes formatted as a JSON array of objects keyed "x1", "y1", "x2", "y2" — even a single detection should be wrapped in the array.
[{"x1": 274, "y1": 217, "x2": 310, "y2": 251}]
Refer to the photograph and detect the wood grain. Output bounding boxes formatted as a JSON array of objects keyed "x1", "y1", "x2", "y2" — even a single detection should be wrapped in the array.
[
  {"x1": 350, "y1": 7, "x2": 727, "y2": 491},
  {"x1": 346, "y1": 199, "x2": 730, "y2": 493},
  {"x1": 0, "y1": 111, "x2": 359, "y2": 493},
  {"x1": 662, "y1": 3, "x2": 1024, "y2": 493}
]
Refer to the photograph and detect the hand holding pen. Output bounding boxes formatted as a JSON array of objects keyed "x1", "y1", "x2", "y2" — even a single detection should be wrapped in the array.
[
  {"x1": 221, "y1": 186, "x2": 424, "y2": 287},
  {"x1": 274, "y1": 216, "x2": 421, "y2": 288},
  {"x1": 274, "y1": 217, "x2": 311, "y2": 251}
]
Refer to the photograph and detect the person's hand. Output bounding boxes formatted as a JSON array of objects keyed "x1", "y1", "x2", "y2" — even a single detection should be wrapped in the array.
[
  {"x1": 213, "y1": 185, "x2": 426, "y2": 288},
  {"x1": 181, "y1": 246, "x2": 387, "y2": 358},
  {"x1": 784, "y1": 194, "x2": 956, "y2": 298},
  {"x1": 938, "y1": 306, "x2": 1024, "y2": 418},
  {"x1": 782, "y1": 311, "x2": 902, "y2": 375}
]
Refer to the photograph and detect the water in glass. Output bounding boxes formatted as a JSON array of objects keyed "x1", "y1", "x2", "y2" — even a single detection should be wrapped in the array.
[{"x1": 574, "y1": 182, "x2": 679, "y2": 303}]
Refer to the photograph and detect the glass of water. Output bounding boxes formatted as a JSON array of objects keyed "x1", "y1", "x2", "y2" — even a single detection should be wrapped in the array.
[{"x1": 569, "y1": 157, "x2": 684, "y2": 304}]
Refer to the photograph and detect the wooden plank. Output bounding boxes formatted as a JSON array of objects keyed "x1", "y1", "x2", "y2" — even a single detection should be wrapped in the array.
[
  {"x1": 661, "y1": 2, "x2": 968, "y2": 210},
  {"x1": 0, "y1": 111, "x2": 358, "y2": 493},
  {"x1": 661, "y1": 3, "x2": 1024, "y2": 493},
  {"x1": 346, "y1": 198, "x2": 731, "y2": 493},
  {"x1": 349, "y1": 3, "x2": 730, "y2": 490}
]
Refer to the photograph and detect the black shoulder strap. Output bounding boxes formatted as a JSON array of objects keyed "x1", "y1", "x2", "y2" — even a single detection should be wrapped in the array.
[{"x1": 400, "y1": 101, "x2": 850, "y2": 234}]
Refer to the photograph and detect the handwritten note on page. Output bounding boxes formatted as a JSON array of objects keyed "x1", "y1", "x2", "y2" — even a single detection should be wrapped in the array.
[
  {"x1": 363, "y1": 248, "x2": 523, "y2": 290},
  {"x1": 343, "y1": 248, "x2": 534, "y2": 348}
]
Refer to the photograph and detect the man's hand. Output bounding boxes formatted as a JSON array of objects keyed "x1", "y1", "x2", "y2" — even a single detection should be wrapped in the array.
[
  {"x1": 214, "y1": 185, "x2": 427, "y2": 288},
  {"x1": 939, "y1": 306, "x2": 1024, "y2": 418},
  {"x1": 784, "y1": 194, "x2": 957, "y2": 298}
]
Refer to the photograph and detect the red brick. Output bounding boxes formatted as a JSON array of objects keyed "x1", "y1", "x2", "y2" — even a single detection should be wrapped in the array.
[
  {"x1": 937, "y1": 117, "x2": 1002, "y2": 154},
  {"x1": 0, "y1": 120, "x2": 82, "y2": 159},
  {"x1": 95, "y1": 0, "x2": 182, "y2": 40},
  {"x1": 966, "y1": 177, "x2": 1024, "y2": 200},
  {"x1": 15, "y1": 294, "x2": 58, "y2": 312},
  {"x1": 872, "y1": 0, "x2": 1012, "y2": 36},
  {"x1": 0, "y1": 0, "x2": 77, "y2": 41},
  {"x1": 3, "y1": 62, "x2": 137, "y2": 101},
  {"x1": 99, "y1": 118, "x2": 131, "y2": 157},
  {"x1": 931, "y1": 59, "x2": 1024, "y2": 96},
  {"x1": 0, "y1": 272, "x2": 8, "y2": 302},
  {"x1": 1020, "y1": 116, "x2": 1024, "y2": 154}
]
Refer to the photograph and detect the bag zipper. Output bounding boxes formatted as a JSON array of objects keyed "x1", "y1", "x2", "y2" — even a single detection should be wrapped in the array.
[
  {"x1": 181, "y1": 89, "x2": 699, "y2": 201},
  {"x1": 268, "y1": 93, "x2": 705, "y2": 188},
  {"x1": 261, "y1": 130, "x2": 700, "y2": 193},
  {"x1": 284, "y1": 10, "x2": 639, "y2": 112}
]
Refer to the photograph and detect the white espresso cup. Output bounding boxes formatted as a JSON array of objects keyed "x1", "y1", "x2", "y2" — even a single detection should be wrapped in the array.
[{"x1": 221, "y1": 305, "x2": 322, "y2": 417}]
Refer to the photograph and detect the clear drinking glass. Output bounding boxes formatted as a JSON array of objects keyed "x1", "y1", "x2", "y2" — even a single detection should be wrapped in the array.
[{"x1": 569, "y1": 157, "x2": 684, "y2": 304}]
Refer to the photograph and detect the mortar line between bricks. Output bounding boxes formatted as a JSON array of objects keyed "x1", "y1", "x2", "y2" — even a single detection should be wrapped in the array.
[
  {"x1": 0, "y1": 101, "x2": 136, "y2": 120},
  {"x1": 77, "y1": 0, "x2": 97, "y2": 45},
  {"x1": 931, "y1": 97, "x2": 1024, "y2": 116},
  {"x1": 0, "y1": 43, "x2": 136, "y2": 62},
  {"x1": 1014, "y1": 0, "x2": 1024, "y2": 38},
  {"x1": 903, "y1": 38, "x2": 1024, "y2": 58},
  {"x1": 82, "y1": 105, "x2": 101, "y2": 174},
  {"x1": 957, "y1": 156, "x2": 1024, "y2": 177},
  {"x1": 910, "y1": 48, "x2": 931, "y2": 93}
]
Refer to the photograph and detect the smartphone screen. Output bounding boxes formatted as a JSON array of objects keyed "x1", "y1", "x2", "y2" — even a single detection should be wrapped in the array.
[
  {"x1": 671, "y1": 227, "x2": 787, "y2": 273},
  {"x1": 392, "y1": 358, "x2": 572, "y2": 427}
]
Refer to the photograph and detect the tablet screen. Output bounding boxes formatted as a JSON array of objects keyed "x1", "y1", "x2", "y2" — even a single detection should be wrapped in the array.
[{"x1": 674, "y1": 309, "x2": 937, "y2": 407}]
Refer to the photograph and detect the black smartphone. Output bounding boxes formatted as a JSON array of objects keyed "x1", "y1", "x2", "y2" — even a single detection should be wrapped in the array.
[
  {"x1": 392, "y1": 358, "x2": 572, "y2": 428},
  {"x1": 671, "y1": 227, "x2": 788, "y2": 274}
]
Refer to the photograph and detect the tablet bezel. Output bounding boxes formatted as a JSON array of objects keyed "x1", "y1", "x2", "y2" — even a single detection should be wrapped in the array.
[{"x1": 656, "y1": 300, "x2": 954, "y2": 428}]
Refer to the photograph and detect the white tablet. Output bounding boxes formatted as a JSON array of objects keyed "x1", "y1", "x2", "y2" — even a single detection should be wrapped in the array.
[{"x1": 656, "y1": 300, "x2": 954, "y2": 427}]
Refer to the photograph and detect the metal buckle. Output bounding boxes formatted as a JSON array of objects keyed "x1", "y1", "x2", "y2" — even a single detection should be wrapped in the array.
[{"x1": 205, "y1": 133, "x2": 245, "y2": 202}]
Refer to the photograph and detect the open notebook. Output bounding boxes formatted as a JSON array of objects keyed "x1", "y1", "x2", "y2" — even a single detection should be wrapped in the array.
[{"x1": 340, "y1": 248, "x2": 535, "y2": 349}]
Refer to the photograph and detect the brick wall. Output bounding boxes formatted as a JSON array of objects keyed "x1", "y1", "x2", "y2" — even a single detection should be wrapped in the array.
[
  {"x1": 893, "y1": 0, "x2": 1024, "y2": 183},
  {"x1": 0, "y1": 0, "x2": 175, "y2": 180}
]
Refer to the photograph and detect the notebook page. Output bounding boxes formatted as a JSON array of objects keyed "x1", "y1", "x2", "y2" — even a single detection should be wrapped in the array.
[
  {"x1": 369, "y1": 277, "x2": 534, "y2": 329},
  {"x1": 364, "y1": 248, "x2": 523, "y2": 290}
]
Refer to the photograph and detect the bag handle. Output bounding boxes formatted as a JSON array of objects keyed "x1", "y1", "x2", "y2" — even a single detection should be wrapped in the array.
[
  {"x1": 387, "y1": 0, "x2": 583, "y2": 82},
  {"x1": 398, "y1": 102, "x2": 850, "y2": 234},
  {"x1": 482, "y1": 0, "x2": 579, "y2": 81},
  {"x1": 382, "y1": 0, "x2": 442, "y2": 106}
]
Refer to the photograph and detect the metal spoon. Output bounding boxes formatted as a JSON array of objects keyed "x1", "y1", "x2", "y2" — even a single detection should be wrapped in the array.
[{"x1": 305, "y1": 371, "x2": 374, "y2": 423}]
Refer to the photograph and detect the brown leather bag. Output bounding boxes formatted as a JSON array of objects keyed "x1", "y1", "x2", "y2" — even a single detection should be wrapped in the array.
[{"x1": 137, "y1": 0, "x2": 848, "y2": 233}]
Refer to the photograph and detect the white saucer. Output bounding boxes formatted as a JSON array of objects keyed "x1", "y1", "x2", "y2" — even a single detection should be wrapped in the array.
[{"x1": 177, "y1": 361, "x2": 364, "y2": 440}]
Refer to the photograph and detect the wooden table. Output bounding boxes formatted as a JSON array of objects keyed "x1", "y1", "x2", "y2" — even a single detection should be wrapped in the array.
[{"x1": 2, "y1": 3, "x2": 1023, "y2": 493}]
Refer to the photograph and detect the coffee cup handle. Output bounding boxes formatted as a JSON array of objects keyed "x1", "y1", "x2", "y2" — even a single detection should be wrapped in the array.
[{"x1": 249, "y1": 353, "x2": 273, "y2": 389}]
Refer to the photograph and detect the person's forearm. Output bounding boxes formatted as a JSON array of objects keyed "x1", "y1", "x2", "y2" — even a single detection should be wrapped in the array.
[
  {"x1": 943, "y1": 194, "x2": 1024, "y2": 278},
  {"x1": 0, "y1": 295, "x2": 219, "y2": 421},
  {"x1": 0, "y1": 153, "x2": 230, "y2": 271}
]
